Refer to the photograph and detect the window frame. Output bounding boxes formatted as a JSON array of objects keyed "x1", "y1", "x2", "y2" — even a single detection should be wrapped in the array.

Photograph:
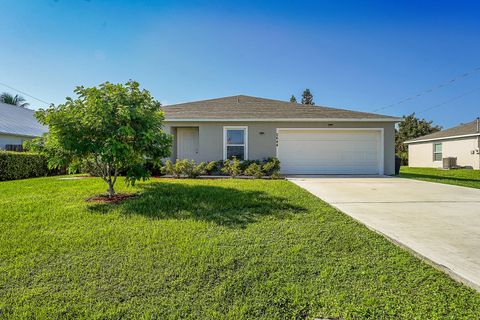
[
  {"x1": 433, "y1": 142, "x2": 442, "y2": 161},
  {"x1": 223, "y1": 126, "x2": 248, "y2": 160}
]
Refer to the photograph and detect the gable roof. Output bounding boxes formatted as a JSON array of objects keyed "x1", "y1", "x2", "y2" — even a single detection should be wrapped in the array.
[
  {"x1": 405, "y1": 118, "x2": 480, "y2": 144},
  {"x1": 162, "y1": 95, "x2": 401, "y2": 122},
  {"x1": 0, "y1": 102, "x2": 48, "y2": 137}
]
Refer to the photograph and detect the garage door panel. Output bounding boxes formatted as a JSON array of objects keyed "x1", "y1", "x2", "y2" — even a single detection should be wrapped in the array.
[{"x1": 277, "y1": 129, "x2": 382, "y2": 175}]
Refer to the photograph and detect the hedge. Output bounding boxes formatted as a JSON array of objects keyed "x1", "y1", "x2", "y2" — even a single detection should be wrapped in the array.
[{"x1": 0, "y1": 151, "x2": 49, "y2": 181}]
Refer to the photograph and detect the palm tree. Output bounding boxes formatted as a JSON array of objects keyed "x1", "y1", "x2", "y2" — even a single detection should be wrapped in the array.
[{"x1": 0, "y1": 92, "x2": 29, "y2": 108}]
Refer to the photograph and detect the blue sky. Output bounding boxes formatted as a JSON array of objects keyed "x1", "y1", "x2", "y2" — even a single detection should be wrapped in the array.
[{"x1": 1, "y1": 0, "x2": 479, "y2": 128}]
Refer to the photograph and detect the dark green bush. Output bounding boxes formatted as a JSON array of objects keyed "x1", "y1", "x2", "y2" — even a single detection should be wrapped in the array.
[
  {"x1": 397, "y1": 151, "x2": 408, "y2": 166},
  {"x1": 262, "y1": 157, "x2": 281, "y2": 177},
  {"x1": 244, "y1": 162, "x2": 263, "y2": 179},
  {"x1": 0, "y1": 152, "x2": 49, "y2": 181},
  {"x1": 239, "y1": 159, "x2": 261, "y2": 172}
]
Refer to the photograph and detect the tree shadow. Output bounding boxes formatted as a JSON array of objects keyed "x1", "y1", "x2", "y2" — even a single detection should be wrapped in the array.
[{"x1": 88, "y1": 181, "x2": 307, "y2": 227}]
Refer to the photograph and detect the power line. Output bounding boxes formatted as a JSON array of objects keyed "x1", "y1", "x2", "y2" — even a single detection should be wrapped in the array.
[
  {"x1": 416, "y1": 87, "x2": 480, "y2": 115},
  {"x1": 372, "y1": 66, "x2": 480, "y2": 112},
  {"x1": 0, "y1": 81, "x2": 52, "y2": 106}
]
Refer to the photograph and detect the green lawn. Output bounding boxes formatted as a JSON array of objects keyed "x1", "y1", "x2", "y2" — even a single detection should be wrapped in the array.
[
  {"x1": 1, "y1": 177, "x2": 479, "y2": 319},
  {"x1": 400, "y1": 166, "x2": 480, "y2": 189}
]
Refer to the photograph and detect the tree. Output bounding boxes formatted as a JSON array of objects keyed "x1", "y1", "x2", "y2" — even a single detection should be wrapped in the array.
[
  {"x1": 0, "y1": 92, "x2": 29, "y2": 107},
  {"x1": 396, "y1": 113, "x2": 442, "y2": 163},
  {"x1": 32, "y1": 81, "x2": 172, "y2": 197},
  {"x1": 289, "y1": 95, "x2": 297, "y2": 103},
  {"x1": 301, "y1": 89, "x2": 314, "y2": 105}
]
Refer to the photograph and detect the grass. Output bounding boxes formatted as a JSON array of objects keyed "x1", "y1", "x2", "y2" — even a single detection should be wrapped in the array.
[
  {"x1": 400, "y1": 166, "x2": 480, "y2": 189},
  {"x1": 0, "y1": 176, "x2": 479, "y2": 319}
]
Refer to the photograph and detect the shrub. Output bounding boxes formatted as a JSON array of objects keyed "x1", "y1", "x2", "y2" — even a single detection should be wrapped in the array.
[
  {"x1": 262, "y1": 157, "x2": 281, "y2": 178},
  {"x1": 397, "y1": 151, "x2": 408, "y2": 166},
  {"x1": 244, "y1": 163, "x2": 263, "y2": 179},
  {"x1": 221, "y1": 157, "x2": 242, "y2": 178},
  {"x1": 161, "y1": 160, "x2": 183, "y2": 178},
  {"x1": 0, "y1": 151, "x2": 49, "y2": 181},
  {"x1": 239, "y1": 159, "x2": 261, "y2": 172},
  {"x1": 161, "y1": 160, "x2": 216, "y2": 178},
  {"x1": 182, "y1": 160, "x2": 216, "y2": 178}
]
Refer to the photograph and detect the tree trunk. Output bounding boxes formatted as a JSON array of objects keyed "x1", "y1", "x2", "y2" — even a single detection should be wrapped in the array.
[{"x1": 107, "y1": 179, "x2": 115, "y2": 197}]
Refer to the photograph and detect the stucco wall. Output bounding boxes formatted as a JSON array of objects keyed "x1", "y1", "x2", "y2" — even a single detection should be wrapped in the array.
[
  {"x1": 164, "y1": 121, "x2": 396, "y2": 175},
  {"x1": 0, "y1": 134, "x2": 28, "y2": 150},
  {"x1": 408, "y1": 136, "x2": 480, "y2": 169}
]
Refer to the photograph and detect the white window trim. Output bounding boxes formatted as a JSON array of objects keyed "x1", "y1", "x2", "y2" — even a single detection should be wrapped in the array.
[
  {"x1": 433, "y1": 142, "x2": 442, "y2": 162},
  {"x1": 223, "y1": 126, "x2": 248, "y2": 160}
]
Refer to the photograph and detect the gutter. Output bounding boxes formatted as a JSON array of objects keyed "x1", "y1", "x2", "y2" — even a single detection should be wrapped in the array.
[
  {"x1": 404, "y1": 133, "x2": 480, "y2": 144},
  {"x1": 164, "y1": 117, "x2": 403, "y2": 123}
]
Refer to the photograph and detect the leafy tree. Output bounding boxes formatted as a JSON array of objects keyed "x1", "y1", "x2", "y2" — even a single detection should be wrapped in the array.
[
  {"x1": 32, "y1": 81, "x2": 172, "y2": 197},
  {"x1": 289, "y1": 95, "x2": 297, "y2": 103},
  {"x1": 301, "y1": 89, "x2": 314, "y2": 105},
  {"x1": 0, "y1": 92, "x2": 29, "y2": 108},
  {"x1": 396, "y1": 113, "x2": 442, "y2": 163}
]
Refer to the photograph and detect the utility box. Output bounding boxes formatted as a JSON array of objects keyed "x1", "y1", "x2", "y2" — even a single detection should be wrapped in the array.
[{"x1": 443, "y1": 157, "x2": 457, "y2": 169}]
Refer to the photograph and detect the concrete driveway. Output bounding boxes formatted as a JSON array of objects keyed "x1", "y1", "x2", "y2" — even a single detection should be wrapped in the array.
[{"x1": 288, "y1": 176, "x2": 480, "y2": 291}]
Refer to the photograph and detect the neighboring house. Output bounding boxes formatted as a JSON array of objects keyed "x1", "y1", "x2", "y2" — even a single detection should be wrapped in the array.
[
  {"x1": 162, "y1": 95, "x2": 401, "y2": 175},
  {"x1": 405, "y1": 118, "x2": 480, "y2": 169},
  {"x1": 0, "y1": 102, "x2": 48, "y2": 151}
]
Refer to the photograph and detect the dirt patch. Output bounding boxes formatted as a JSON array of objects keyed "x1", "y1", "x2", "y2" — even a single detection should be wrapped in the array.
[{"x1": 86, "y1": 193, "x2": 136, "y2": 204}]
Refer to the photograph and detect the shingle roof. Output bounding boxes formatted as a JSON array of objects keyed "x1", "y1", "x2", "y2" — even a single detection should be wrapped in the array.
[
  {"x1": 405, "y1": 119, "x2": 480, "y2": 143},
  {"x1": 163, "y1": 95, "x2": 400, "y2": 121},
  {"x1": 0, "y1": 102, "x2": 48, "y2": 137}
]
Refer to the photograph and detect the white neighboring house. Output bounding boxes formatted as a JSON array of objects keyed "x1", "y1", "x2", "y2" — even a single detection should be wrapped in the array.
[
  {"x1": 0, "y1": 102, "x2": 48, "y2": 151},
  {"x1": 405, "y1": 118, "x2": 480, "y2": 169}
]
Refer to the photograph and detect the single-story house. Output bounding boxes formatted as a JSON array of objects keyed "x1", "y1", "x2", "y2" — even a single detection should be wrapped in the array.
[
  {"x1": 405, "y1": 118, "x2": 480, "y2": 169},
  {"x1": 162, "y1": 95, "x2": 401, "y2": 175},
  {"x1": 0, "y1": 102, "x2": 47, "y2": 151}
]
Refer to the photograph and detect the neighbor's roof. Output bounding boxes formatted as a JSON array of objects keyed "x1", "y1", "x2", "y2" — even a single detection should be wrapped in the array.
[
  {"x1": 0, "y1": 102, "x2": 48, "y2": 137},
  {"x1": 162, "y1": 95, "x2": 401, "y2": 122},
  {"x1": 405, "y1": 119, "x2": 480, "y2": 144}
]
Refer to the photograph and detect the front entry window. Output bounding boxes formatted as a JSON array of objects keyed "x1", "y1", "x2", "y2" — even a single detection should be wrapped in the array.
[{"x1": 224, "y1": 126, "x2": 248, "y2": 160}]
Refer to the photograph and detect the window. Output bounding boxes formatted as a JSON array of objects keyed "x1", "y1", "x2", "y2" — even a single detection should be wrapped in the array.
[
  {"x1": 433, "y1": 143, "x2": 442, "y2": 161},
  {"x1": 223, "y1": 126, "x2": 248, "y2": 160}
]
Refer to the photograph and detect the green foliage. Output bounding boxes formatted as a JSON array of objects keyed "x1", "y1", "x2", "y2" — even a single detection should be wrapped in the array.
[
  {"x1": 161, "y1": 160, "x2": 216, "y2": 178},
  {"x1": 397, "y1": 151, "x2": 408, "y2": 166},
  {"x1": 301, "y1": 88, "x2": 314, "y2": 105},
  {"x1": 1, "y1": 177, "x2": 480, "y2": 318},
  {"x1": 239, "y1": 159, "x2": 261, "y2": 172},
  {"x1": 0, "y1": 151, "x2": 48, "y2": 181},
  {"x1": 396, "y1": 113, "x2": 442, "y2": 159},
  {"x1": 221, "y1": 157, "x2": 242, "y2": 178},
  {"x1": 161, "y1": 160, "x2": 183, "y2": 178},
  {"x1": 262, "y1": 157, "x2": 281, "y2": 178},
  {"x1": 244, "y1": 162, "x2": 263, "y2": 179},
  {"x1": 289, "y1": 94, "x2": 297, "y2": 103},
  {"x1": 33, "y1": 81, "x2": 172, "y2": 196},
  {"x1": 0, "y1": 92, "x2": 29, "y2": 108}
]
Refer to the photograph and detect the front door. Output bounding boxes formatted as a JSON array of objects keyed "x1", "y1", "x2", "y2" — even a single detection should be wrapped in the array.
[{"x1": 177, "y1": 127, "x2": 199, "y2": 161}]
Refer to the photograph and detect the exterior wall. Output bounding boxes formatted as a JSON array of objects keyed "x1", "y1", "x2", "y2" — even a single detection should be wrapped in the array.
[
  {"x1": 408, "y1": 136, "x2": 480, "y2": 169},
  {"x1": 164, "y1": 121, "x2": 396, "y2": 175},
  {"x1": 0, "y1": 134, "x2": 29, "y2": 150}
]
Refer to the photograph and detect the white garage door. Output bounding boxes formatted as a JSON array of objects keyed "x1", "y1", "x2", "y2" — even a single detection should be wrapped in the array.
[{"x1": 277, "y1": 129, "x2": 383, "y2": 175}]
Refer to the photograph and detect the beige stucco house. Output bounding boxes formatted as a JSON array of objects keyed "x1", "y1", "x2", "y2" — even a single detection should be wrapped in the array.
[
  {"x1": 405, "y1": 119, "x2": 480, "y2": 169},
  {"x1": 0, "y1": 102, "x2": 47, "y2": 151},
  {"x1": 162, "y1": 95, "x2": 401, "y2": 175}
]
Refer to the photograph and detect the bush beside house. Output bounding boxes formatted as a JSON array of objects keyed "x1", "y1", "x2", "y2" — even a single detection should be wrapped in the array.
[
  {"x1": 0, "y1": 151, "x2": 49, "y2": 181},
  {"x1": 161, "y1": 157, "x2": 281, "y2": 179}
]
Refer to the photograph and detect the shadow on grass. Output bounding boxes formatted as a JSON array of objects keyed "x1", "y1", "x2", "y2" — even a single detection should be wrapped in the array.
[
  {"x1": 400, "y1": 172, "x2": 480, "y2": 184},
  {"x1": 88, "y1": 181, "x2": 307, "y2": 227}
]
